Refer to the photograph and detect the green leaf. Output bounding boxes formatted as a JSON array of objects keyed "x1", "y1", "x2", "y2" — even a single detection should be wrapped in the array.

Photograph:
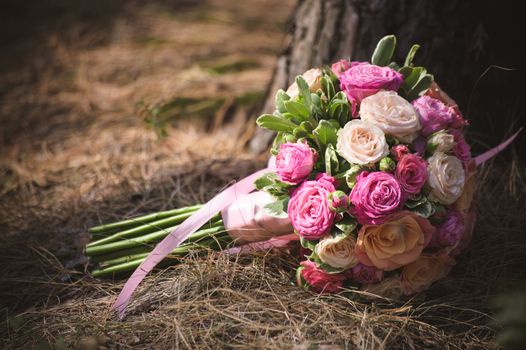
[
  {"x1": 292, "y1": 121, "x2": 314, "y2": 139},
  {"x1": 300, "y1": 236, "x2": 318, "y2": 251},
  {"x1": 284, "y1": 100, "x2": 310, "y2": 120},
  {"x1": 313, "y1": 120, "x2": 338, "y2": 149},
  {"x1": 408, "y1": 73, "x2": 433, "y2": 100},
  {"x1": 321, "y1": 75, "x2": 335, "y2": 100},
  {"x1": 406, "y1": 194, "x2": 435, "y2": 218},
  {"x1": 404, "y1": 44, "x2": 420, "y2": 67},
  {"x1": 254, "y1": 172, "x2": 280, "y2": 190},
  {"x1": 371, "y1": 35, "x2": 397, "y2": 67},
  {"x1": 296, "y1": 76, "x2": 312, "y2": 108},
  {"x1": 263, "y1": 198, "x2": 289, "y2": 219},
  {"x1": 271, "y1": 132, "x2": 284, "y2": 155},
  {"x1": 256, "y1": 114, "x2": 297, "y2": 132},
  {"x1": 275, "y1": 89, "x2": 290, "y2": 114},
  {"x1": 324, "y1": 144, "x2": 339, "y2": 176},
  {"x1": 335, "y1": 216, "x2": 358, "y2": 236}
]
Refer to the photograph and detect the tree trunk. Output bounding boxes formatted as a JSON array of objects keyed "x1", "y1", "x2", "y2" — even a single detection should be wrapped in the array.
[{"x1": 251, "y1": 0, "x2": 525, "y2": 155}]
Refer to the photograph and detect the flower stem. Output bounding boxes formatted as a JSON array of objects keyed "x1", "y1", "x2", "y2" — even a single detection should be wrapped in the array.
[
  {"x1": 85, "y1": 221, "x2": 224, "y2": 256},
  {"x1": 87, "y1": 210, "x2": 218, "y2": 248},
  {"x1": 88, "y1": 204, "x2": 203, "y2": 234}
]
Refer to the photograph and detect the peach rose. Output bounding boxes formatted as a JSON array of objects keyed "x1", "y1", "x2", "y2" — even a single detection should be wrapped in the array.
[
  {"x1": 362, "y1": 276, "x2": 404, "y2": 299},
  {"x1": 286, "y1": 68, "x2": 323, "y2": 99},
  {"x1": 355, "y1": 211, "x2": 435, "y2": 271},
  {"x1": 427, "y1": 152, "x2": 465, "y2": 205},
  {"x1": 336, "y1": 119, "x2": 389, "y2": 165},
  {"x1": 360, "y1": 90, "x2": 421, "y2": 143},
  {"x1": 315, "y1": 235, "x2": 359, "y2": 270},
  {"x1": 400, "y1": 253, "x2": 455, "y2": 295}
]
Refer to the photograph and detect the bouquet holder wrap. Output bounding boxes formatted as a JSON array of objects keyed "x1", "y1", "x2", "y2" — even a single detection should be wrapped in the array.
[{"x1": 112, "y1": 130, "x2": 521, "y2": 318}]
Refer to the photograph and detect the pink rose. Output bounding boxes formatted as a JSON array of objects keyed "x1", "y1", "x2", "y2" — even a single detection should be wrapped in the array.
[
  {"x1": 412, "y1": 95, "x2": 457, "y2": 136},
  {"x1": 331, "y1": 59, "x2": 352, "y2": 77},
  {"x1": 351, "y1": 263, "x2": 384, "y2": 285},
  {"x1": 288, "y1": 173, "x2": 336, "y2": 240},
  {"x1": 391, "y1": 144, "x2": 410, "y2": 161},
  {"x1": 339, "y1": 62, "x2": 403, "y2": 116},
  {"x1": 276, "y1": 141, "x2": 316, "y2": 184},
  {"x1": 430, "y1": 211, "x2": 464, "y2": 248},
  {"x1": 298, "y1": 260, "x2": 345, "y2": 293},
  {"x1": 449, "y1": 130, "x2": 471, "y2": 167},
  {"x1": 395, "y1": 153, "x2": 428, "y2": 195},
  {"x1": 350, "y1": 171, "x2": 404, "y2": 225}
]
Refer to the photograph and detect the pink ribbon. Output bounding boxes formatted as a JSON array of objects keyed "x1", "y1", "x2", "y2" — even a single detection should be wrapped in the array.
[
  {"x1": 474, "y1": 128, "x2": 523, "y2": 166},
  {"x1": 112, "y1": 168, "x2": 273, "y2": 319}
]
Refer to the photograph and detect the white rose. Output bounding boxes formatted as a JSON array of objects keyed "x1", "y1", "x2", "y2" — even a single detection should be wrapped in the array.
[
  {"x1": 286, "y1": 68, "x2": 323, "y2": 99},
  {"x1": 427, "y1": 152, "x2": 465, "y2": 205},
  {"x1": 315, "y1": 235, "x2": 359, "y2": 269},
  {"x1": 427, "y1": 131, "x2": 456, "y2": 153},
  {"x1": 336, "y1": 119, "x2": 389, "y2": 165},
  {"x1": 360, "y1": 90, "x2": 421, "y2": 143}
]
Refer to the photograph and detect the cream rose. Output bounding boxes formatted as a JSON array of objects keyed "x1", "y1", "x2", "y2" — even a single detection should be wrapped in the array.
[
  {"x1": 315, "y1": 235, "x2": 359, "y2": 269},
  {"x1": 362, "y1": 276, "x2": 404, "y2": 299},
  {"x1": 355, "y1": 211, "x2": 435, "y2": 271},
  {"x1": 336, "y1": 119, "x2": 389, "y2": 165},
  {"x1": 286, "y1": 68, "x2": 323, "y2": 99},
  {"x1": 400, "y1": 253, "x2": 455, "y2": 295},
  {"x1": 360, "y1": 90, "x2": 421, "y2": 143},
  {"x1": 427, "y1": 152, "x2": 465, "y2": 205},
  {"x1": 427, "y1": 131, "x2": 456, "y2": 153}
]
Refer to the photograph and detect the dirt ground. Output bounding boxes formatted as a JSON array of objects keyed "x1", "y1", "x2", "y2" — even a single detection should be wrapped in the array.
[{"x1": 1, "y1": 1, "x2": 526, "y2": 349}]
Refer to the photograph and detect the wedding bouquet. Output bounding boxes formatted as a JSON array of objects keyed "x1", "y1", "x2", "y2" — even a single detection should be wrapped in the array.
[{"x1": 85, "y1": 35, "x2": 519, "y2": 316}]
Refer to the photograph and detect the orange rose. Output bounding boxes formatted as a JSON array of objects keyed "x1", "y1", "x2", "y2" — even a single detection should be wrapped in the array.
[
  {"x1": 355, "y1": 212, "x2": 435, "y2": 271},
  {"x1": 400, "y1": 253, "x2": 455, "y2": 295}
]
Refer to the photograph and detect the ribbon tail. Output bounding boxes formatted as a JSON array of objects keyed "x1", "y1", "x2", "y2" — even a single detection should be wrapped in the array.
[
  {"x1": 474, "y1": 128, "x2": 523, "y2": 166},
  {"x1": 112, "y1": 168, "x2": 273, "y2": 319}
]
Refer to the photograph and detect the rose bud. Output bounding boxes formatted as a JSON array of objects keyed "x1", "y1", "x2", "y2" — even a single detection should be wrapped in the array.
[
  {"x1": 426, "y1": 130, "x2": 456, "y2": 154},
  {"x1": 390, "y1": 144, "x2": 409, "y2": 161},
  {"x1": 328, "y1": 190, "x2": 350, "y2": 213}
]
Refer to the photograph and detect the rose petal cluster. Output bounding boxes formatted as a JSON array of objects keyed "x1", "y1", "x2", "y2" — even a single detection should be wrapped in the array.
[
  {"x1": 427, "y1": 152, "x2": 465, "y2": 205},
  {"x1": 412, "y1": 95, "x2": 467, "y2": 136},
  {"x1": 350, "y1": 171, "x2": 404, "y2": 225},
  {"x1": 360, "y1": 90, "x2": 421, "y2": 143},
  {"x1": 355, "y1": 211, "x2": 434, "y2": 271},
  {"x1": 351, "y1": 263, "x2": 384, "y2": 285},
  {"x1": 288, "y1": 174, "x2": 336, "y2": 240},
  {"x1": 336, "y1": 119, "x2": 389, "y2": 165},
  {"x1": 400, "y1": 253, "x2": 455, "y2": 295},
  {"x1": 395, "y1": 153, "x2": 428, "y2": 195},
  {"x1": 298, "y1": 260, "x2": 345, "y2": 293},
  {"x1": 315, "y1": 235, "x2": 359, "y2": 269},
  {"x1": 430, "y1": 211, "x2": 464, "y2": 248},
  {"x1": 275, "y1": 141, "x2": 316, "y2": 184},
  {"x1": 286, "y1": 68, "x2": 323, "y2": 99},
  {"x1": 339, "y1": 62, "x2": 403, "y2": 116}
]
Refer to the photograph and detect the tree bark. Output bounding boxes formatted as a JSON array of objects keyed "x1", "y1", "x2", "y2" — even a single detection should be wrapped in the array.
[{"x1": 251, "y1": 0, "x2": 525, "y2": 155}]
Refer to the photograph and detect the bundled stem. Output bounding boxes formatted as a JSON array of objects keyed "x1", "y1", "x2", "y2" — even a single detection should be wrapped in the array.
[{"x1": 85, "y1": 205, "x2": 232, "y2": 278}]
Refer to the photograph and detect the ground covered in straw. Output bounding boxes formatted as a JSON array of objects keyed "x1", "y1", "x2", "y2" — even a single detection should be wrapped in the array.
[{"x1": 1, "y1": 1, "x2": 525, "y2": 349}]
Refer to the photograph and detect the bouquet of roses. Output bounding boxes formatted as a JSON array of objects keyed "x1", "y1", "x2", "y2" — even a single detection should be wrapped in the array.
[{"x1": 85, "y1": 35, "x2": 519, "y2": 316}]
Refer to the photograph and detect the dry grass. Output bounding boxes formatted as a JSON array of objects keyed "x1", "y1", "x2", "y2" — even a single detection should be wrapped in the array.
[{"x1": 1, "y1": 0, "x2": 526, "y2": 349}]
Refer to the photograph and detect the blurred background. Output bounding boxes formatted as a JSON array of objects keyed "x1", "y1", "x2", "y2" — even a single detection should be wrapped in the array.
[{"x1": 1, "y1": 0, "x2": 525, "y2": 349}]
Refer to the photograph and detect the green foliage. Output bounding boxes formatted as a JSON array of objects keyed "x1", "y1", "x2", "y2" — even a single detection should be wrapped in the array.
[
  {"x1": 263, "y1": 198, "x2": 289, "y2": 218},
  {"x1": 256, "y1": 114, "x2": 297, "y2": 133},
  {"x1": 313, "y1": 120, "x2": 338, "y2": 150},
  {"x1": 254, "y1": 172, "x2": 291, "y2": 198},
  {"x1": 324, "y1": 144, "x2": 339, "y2": 176},
  {"x1": 371, "y1": 35, "x2": 397, "y2": 66},
  {"x1": 405, "y1": 194, "x2": 436, "y2": 218},
  {"x1": 334, "y1": 216, "x2": 358, "y2": 236}
]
